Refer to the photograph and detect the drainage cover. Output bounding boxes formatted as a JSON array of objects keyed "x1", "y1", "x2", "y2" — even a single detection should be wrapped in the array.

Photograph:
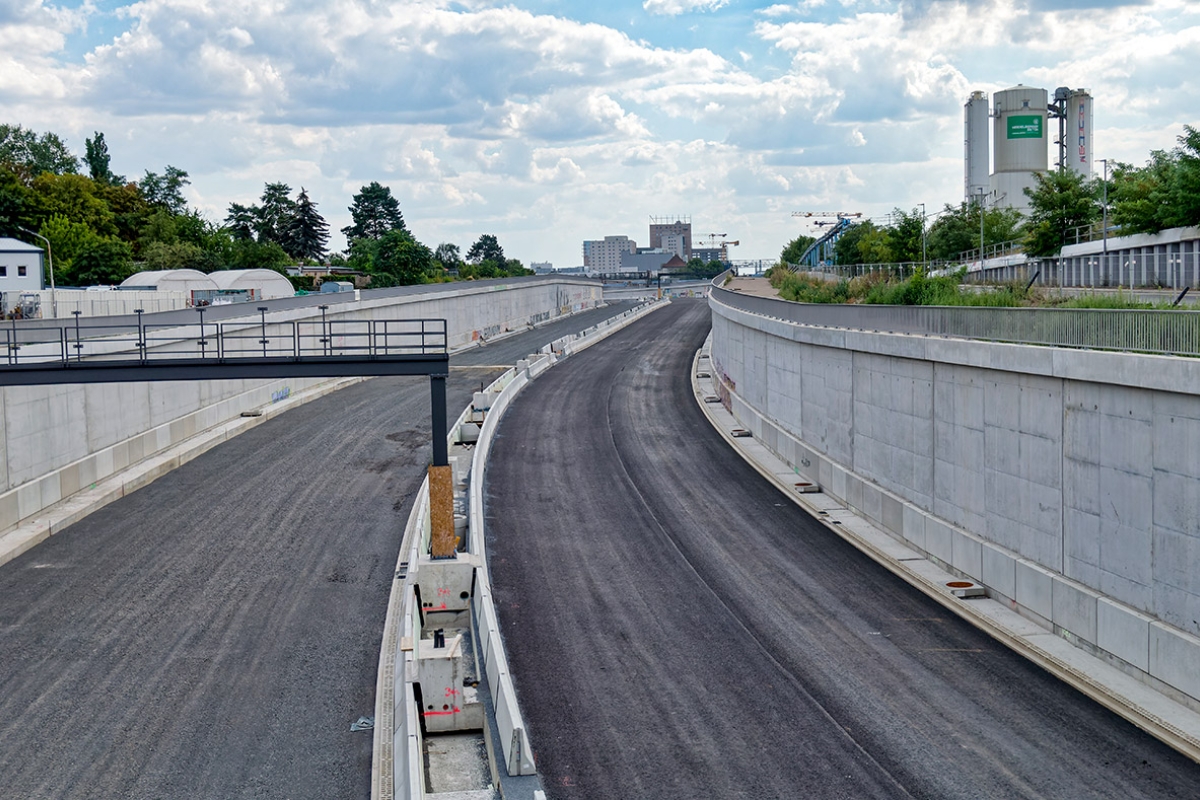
[
  {"x1": 731, "y1": 428, "x2": 751, "y2": 437},
  {"x1": 946, "y1": 581, "x2": 986, "y2": 598}
]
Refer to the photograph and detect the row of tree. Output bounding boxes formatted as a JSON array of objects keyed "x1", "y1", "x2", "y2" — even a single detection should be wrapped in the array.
[
  {"x1": 781, "y1": 125, "x2": 1200, "y2": 266},
  {"x1": 0, "y1": 123, "x2": 530, "y2": 288}
]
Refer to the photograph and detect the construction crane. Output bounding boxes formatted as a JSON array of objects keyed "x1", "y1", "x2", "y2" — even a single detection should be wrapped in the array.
[
  {"x1": 700, "y1": 234, "x2": 740, "y2": 262},
  {"x1": 792, "y1": 211, "x2": 862, "y2": 227}
]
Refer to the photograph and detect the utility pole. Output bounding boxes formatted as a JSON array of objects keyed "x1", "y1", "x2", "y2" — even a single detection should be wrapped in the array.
[
  {"x1": 919, "y1": 203, "x2": 927, "y2": 271},
  {"x1": 18, "y1": 227, "x2": 56, "y2": 319},
  {"x1": 1099, "y1": 158, "x2": 1109, "y2": 287},
  {"x1": 977, "y1": 188, "x2": 986, "y2": 268}
]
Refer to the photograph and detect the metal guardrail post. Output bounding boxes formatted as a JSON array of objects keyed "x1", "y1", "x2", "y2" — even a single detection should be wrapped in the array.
[
  {"x1": 71, "y1": 311, "x2": 83, "y2": 361},
  {"x1": 135, "y1": 309, "x2": 146, "y2": 363},
  {"x1": 319, "y1": 305, "x2": 330, "y2": 356},
  {"x1": 257, "y1": 306, "x2": 269, "y2": 357},
  {"x1": 196, "y1": 307, "x2": 208, "y2": 359}
]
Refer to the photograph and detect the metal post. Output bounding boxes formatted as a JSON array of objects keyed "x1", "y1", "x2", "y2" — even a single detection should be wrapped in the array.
[
  {"x1": 430, "y1": 373, "x2": 448, "y2": 468},
  {"x1": 197, "y1": 306, "x2": 208, "y2": 357},
  {"x1": 1100, "y1": 158, "x2": 1109, "y2": 286},
  {"x1": 919, "y1": 202, "x2": 927, "y2": 272},
  {"x1": 257, "y1": 306, "x2": 269, "y2": 357},
  {"x1": 18, "y1": 227, "x2": 56, "y2": 319},
  {"x1": 71, "y1": 310, "x2": 83, "y2": 360},
  {"x1": 135, "y1": 308, "x2": 146, "y2": 363},
  {"x1": 319, "y1": 304, "x2": 329, "y2": 356},
  {"x1": 977, "y1": 187, "x2": 985, "y2": 270}
]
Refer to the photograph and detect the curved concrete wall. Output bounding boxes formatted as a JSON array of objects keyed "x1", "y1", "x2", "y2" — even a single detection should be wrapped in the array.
[
  {"x1": 709, "y1": 291, "x2": 1200, "y2": 707},
  {"x1": 0, "y1": 279, "x2": 602, "y2": 537}
]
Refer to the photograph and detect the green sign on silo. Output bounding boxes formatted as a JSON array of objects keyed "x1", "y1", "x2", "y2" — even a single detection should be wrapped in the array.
[{"x1": 1007, "y1": 115, "x2": 1043, "y2": 139}]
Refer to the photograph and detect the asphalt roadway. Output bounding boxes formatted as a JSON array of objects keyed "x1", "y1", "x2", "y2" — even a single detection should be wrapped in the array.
[
  {"x1": 0, "y1": 301, "x2": 634, "y2": 800},
  {"x1": 485, "y1": 298, "x2": 1200, "y2": 799}
]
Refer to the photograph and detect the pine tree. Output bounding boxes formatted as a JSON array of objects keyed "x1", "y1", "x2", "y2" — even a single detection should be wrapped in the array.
[
  {"x1": 281, "y1": 188, "x2": 329, "y2": 261},
  {"x1": 254, "y1": 182, "x2": 295, "y2": 245},
  {"x1": 342, "y1": 182, "x2": 405, "y2": 241}
]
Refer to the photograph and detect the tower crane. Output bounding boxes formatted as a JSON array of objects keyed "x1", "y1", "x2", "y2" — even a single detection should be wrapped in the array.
[
  {"x1": 792, "y1": 211, "x2": 862, "y2": 227},
  {"x1": 700, "y1": 234, "x2": 740, "y2": 262},
  {"x1": 788, "y1": 212, "x2": 863, "y2": 270}
]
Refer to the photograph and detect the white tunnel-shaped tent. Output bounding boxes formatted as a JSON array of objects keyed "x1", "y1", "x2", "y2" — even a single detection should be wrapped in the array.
[
  {"x1": 121, "y1": 269, "x2": 219, "y2": 294},
  {"x1": 209, "y1": 269, "x2": 295, "y2": 300}
]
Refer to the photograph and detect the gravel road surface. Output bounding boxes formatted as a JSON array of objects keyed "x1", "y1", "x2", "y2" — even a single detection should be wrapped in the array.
[
  {"x1": 0, "y1": 302, "x2": 634, "y2": 800},
  {"x1": 485, "y1": 298, "x2": 1200, "y2": 799}
]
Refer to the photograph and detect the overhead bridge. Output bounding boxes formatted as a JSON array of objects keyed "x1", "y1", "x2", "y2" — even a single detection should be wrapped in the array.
[{"x1": 0, "y1": 313, "x2": 457, "y2": 536}]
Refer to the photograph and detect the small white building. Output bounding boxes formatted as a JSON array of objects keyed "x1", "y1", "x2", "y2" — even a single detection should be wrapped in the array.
[
  {"x1": 210, "y1": 269, "x2": 295, "y2": 300},
  {"x1": 0, "y1": 237, "x2": 45, "y2": 293},
  {"x1": 121, "y1": 269, "x2": 219, "y2": 295}
]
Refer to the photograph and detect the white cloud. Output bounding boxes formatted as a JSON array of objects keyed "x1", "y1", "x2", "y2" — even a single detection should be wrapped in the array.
[
  {"x1": 643, "y1": 0, "x2": 730, "y2": 15},
  {"x1": 0, "y1": 0, "x2": 1196, "y2": 268}
]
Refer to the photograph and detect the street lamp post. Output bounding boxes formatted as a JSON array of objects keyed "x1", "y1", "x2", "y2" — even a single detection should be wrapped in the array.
[
  {"x1": 17, "y1": 227, "x2": 56, "y2": 319},
  {"x1": 919, "y1": 202, "x2": 927, "y2": 272},
  {"x1": 977, "y1": 187, "x2": 986, "y2": 269},
  {"x1": 1099, "y1": 158, "x2": 1109, "y2": 286}
]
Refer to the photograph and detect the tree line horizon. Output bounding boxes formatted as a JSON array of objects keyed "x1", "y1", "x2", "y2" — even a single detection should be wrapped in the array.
[{"x1": 0, "y1": 124, "x2": 530, "y2": 289}]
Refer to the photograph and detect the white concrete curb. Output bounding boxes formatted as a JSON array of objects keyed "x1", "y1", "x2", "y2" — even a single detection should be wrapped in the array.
[{"x1": 373, "y1": 297, "x2": 669, "y2": 799}]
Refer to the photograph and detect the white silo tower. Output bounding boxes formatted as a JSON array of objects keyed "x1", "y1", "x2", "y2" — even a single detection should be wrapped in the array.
[
  {"x1": 991, "y1": 84, "x2": 1048, "y2": 215},
  {"x1": 964, "y1": 91, "x2": 990, "y2": 204},
  {"x1": 1066, "y1": 89, "x2": 1093, "y2": 177}
]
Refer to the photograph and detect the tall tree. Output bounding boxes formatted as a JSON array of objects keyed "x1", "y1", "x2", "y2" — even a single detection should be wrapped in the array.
[
  {"x1": 139, "y1": 166, "x2": 190, "y2": 214},
  {"x1": 224, "y1": 202, "x2": 257, "y2": 241},
  {"x1": 780, "y1": 235, "x2": 817, "y2": 265},
  {"x1": 0, "y1": 166, "x2": 32, "y2": 237},
  {"x1": 0, "y1": 124, "x2": 79, "y2": 176},
  {"x1": 1023, "y1": 169, "x2": 1099, "y2": 257},
  {"x1": 281, "y1": 188, "x2": 329, "y2": 261},
  {"x1": 889, "y1": 207, "x2": 925, "y2": 264},
  {"x1": 434, "y1": 242, "x2": 462, "y2": 269},
  {"x1": 466, "y1": 233, "x2": 504, "y2": 265},
  {"x1": 1110, "y1": 125, "x2": 1200, "y2": 235},
  {"x1": 83, "y1": 132, "x2": 124, "y2": 185},
  {"x1": 342, "y1": 181, "x2": 405, "y2": 241},
  {"x1": 375, "y1": 228, "x2": 433, "y2": 285},
  {"x1": 254, "y1": 182, "x2": 295, "y2": 245}
]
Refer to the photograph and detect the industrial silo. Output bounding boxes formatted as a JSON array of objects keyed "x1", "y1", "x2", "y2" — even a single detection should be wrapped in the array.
[
  {"x1": 964, "y1": 91, "x2": 990, "y2": 204},
  {"x1": 991, "y1": 85, "x2": 1048, "y2": 214},
  {"x1": 1066, "y1": 89, "x2": 1093, "y2": 177}
]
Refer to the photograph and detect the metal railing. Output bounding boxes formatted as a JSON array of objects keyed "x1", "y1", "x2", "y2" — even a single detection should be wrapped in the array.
[
  {"x1": 2, "y1": 315, "x2": 448, "y2": 367},
  {"x1": 711, "y1": 282, "x2": 1200, "y2": 356}
]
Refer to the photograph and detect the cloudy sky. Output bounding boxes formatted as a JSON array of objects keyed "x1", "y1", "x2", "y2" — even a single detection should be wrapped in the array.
[{"x1": 3, "y1": 0, "x2": 1197, "y2": 266}]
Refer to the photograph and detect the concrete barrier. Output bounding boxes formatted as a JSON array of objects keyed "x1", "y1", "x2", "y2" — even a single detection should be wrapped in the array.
[
  {"x1": 708, "y1": 291, "x2": 1200, "y2": 714},
  {"x1": 373, "y1": 297, "x2": 667, "y2": 799}
]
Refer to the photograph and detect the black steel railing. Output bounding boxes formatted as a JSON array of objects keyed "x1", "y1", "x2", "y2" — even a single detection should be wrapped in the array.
[{"x1": 2, "y1": 316, "x2": 449, "y2": 367}]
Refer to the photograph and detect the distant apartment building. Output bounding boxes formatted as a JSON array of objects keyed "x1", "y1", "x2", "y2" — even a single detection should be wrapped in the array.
[
  {"x1": 530, "y1": 261, "x2": 554, "y2": 274},
  {"x1": 661, "y1": 232, "x2": 687, "y2": 259},
  {"x1": 649, "y1": 216, "x2": 692, "y2": 260},
  {"x1": 582, "y1": 235, "x2": 636, "y2": 272}
]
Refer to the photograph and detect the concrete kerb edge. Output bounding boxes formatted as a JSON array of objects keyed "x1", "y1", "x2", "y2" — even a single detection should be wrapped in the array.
[
  {"x1": 689, "y1": 336, "x2": 1200, "y2": 765},
  {"x1": 372, "y1": 297, "x2": 668, "y2": 798},
  {"x1": 0, "y1": 376, "x2": 365, "y2": 570}
]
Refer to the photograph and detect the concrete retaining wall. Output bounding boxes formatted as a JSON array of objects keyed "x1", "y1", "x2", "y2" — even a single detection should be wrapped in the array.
[
  {"x1": 0, "y1": 279, "x2": 602, "y2": 539},
  {"x1": 709, "y1": 292, "x2": 1200, "y2": 707}
]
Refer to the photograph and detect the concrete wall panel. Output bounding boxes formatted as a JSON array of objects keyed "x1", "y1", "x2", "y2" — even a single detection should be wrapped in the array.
[{"x1": 710, "y1": 292, "x2": 1200, "y2": 700}]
